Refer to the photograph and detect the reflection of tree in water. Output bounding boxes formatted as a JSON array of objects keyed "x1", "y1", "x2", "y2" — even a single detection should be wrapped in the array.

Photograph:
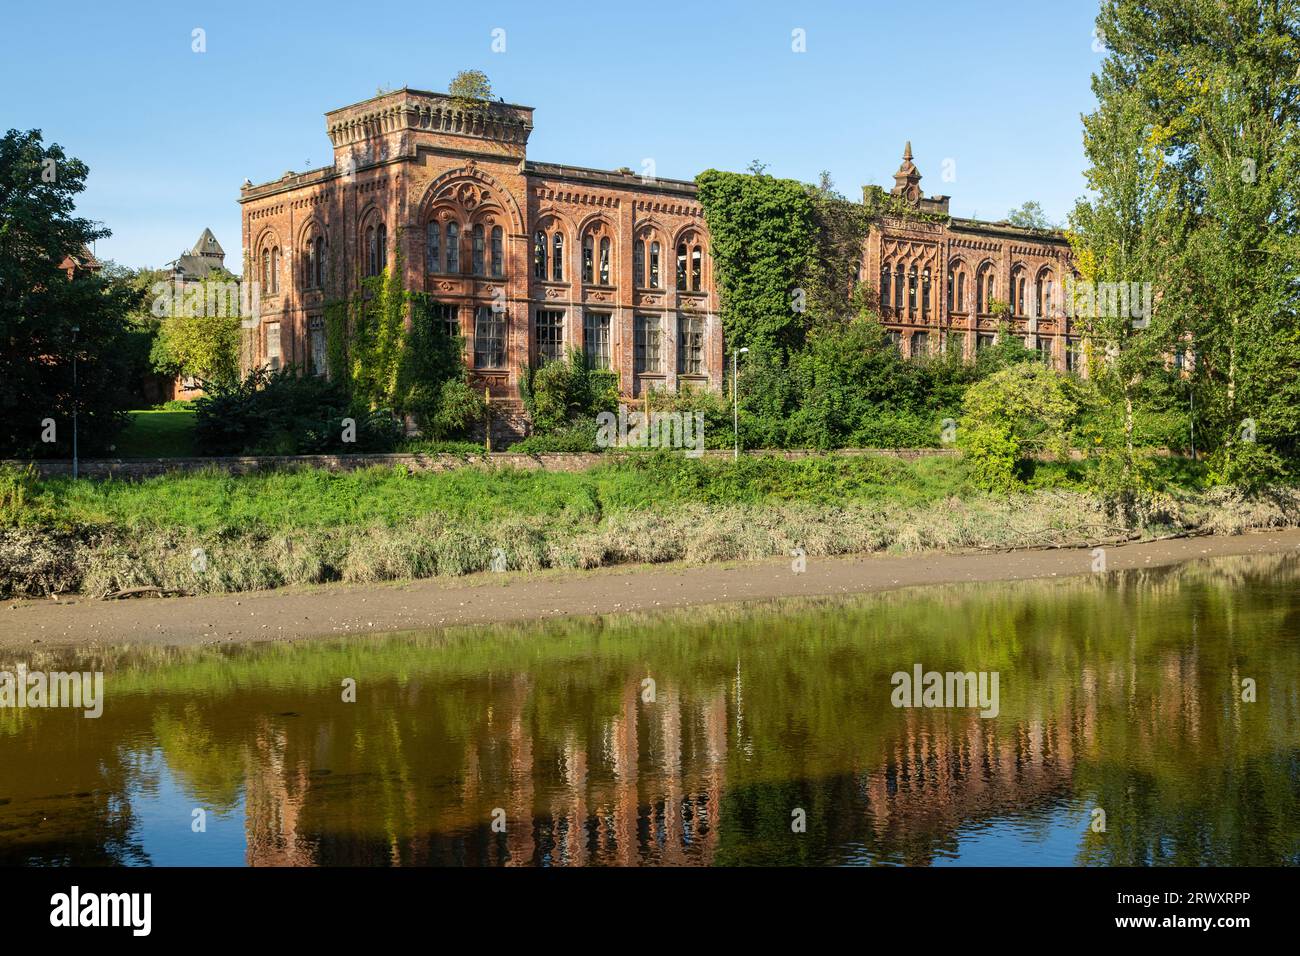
[{"x1": 3, "y1": 551, "x2": 1299, "y2": 866}]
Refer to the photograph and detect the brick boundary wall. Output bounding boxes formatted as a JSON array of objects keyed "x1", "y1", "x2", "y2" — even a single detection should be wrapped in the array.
[{"x1": 4, "y1": 447, "x2": 961, "y2": 480}]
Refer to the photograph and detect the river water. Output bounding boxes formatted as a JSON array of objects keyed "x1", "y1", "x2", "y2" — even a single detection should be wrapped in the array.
[{"x1": 2, "y1": 552, "x2": 1298, "y2": 866}]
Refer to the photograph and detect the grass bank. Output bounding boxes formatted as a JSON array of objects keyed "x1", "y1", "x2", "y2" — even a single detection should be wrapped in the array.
[{"x1": 2, "y1": 453, "x2": 1297, "y2": 600}]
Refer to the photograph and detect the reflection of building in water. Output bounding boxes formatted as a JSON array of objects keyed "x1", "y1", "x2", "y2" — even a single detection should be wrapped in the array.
[{"x1": 244, "y1": 719, "x2": 315, "y2": 866}]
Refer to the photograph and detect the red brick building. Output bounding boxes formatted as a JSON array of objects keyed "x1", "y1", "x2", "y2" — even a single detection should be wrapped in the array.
[
  {"x1": 238, "y1": 87, "x2": 723, "y2": 437},
  {"x1": 867, "y1": 143, "x2": 1082, "y2": 372}
]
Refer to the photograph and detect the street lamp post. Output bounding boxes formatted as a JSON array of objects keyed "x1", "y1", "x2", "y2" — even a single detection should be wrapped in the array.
[
  {"x1": 71, "y1": 324, "x2": 80, "y2": 480},
  {"x1": 732, "y1": 346, "x2": 749, "y2": 461}
]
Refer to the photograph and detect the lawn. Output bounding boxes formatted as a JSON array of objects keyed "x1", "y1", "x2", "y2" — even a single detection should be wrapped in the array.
[{"x1": 112, "y1": 409, "x2": 197, "y2": 458}]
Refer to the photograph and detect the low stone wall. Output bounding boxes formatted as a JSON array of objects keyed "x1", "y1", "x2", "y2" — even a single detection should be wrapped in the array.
[{"x1": 5, "y1": 447, "x2": 960, "y2": 479}]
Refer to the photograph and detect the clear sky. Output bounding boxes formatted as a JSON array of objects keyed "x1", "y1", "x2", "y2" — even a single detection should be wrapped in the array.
[{"x1": 1, "y1": 0, "x2": 1105, "y2": 270}]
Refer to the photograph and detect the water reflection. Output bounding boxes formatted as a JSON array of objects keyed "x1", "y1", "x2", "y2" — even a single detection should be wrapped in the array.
[{"x1": 2, "y1": 553, "x2": 1299, "y2": 866}]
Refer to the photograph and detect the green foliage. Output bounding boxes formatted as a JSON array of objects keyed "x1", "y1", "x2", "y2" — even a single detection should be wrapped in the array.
[
  {"x1": 1006, "y1": 201, "x2": 1055, "y2": 230},
  {"x1": 519, "y1": 349, "x2": 618, "y2": 434},
  {"x1": 959, "y1": 364, "x2": 1083, "y2": 489},
  {"x1": 510, "y1": 421, "x2": 601, "y2": 454},
  {"x1": 695, "y1": 168, "x2": 819, "y2": 356},
  {"x1": 448, "y1": 70, "x2": 493, "y2": 111},
  {"x1": 150, "y1": 269, "x2": 243, "y2": 387},
  {"x1": 0, "y1": 129, "x2": 138, "y2": 456},
  {"x1": 193, "y1": 367, "x2": 400, "y2": 456}
]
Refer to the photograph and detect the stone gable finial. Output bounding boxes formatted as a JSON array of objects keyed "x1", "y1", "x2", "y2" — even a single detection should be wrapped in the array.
[{"x1": 891, "y1": 142, "x2": 922, "y2": 205}]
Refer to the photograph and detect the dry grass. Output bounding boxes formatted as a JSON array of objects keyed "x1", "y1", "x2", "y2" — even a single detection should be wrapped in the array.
[{"x1": 6, "y1": 486, "x2": 1300, "y2": 600}]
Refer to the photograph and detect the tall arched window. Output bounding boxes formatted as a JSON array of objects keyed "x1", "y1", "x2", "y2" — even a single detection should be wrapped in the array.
[
  {"x1": 426, "y1": 222, "x2": 439, "y2": 273},
  {"x1": 305, "y1": 240, "x2": 317, "y2": 289},
  {"x1": 365, "y1": 227, "x2": 377, "y2": 277},
  {"x1": 691, "y1": 245, "x2": 702, "y2": 291},
  {"x1": 446, "y1": 222, "x2": 460, "y2": 273},
  {"x1": 377, "y1": 225, "x2": 387, "y2": 273},
  {"x1": 491, "y1": 226, "x2": 504, "y2": 278},
  {"x1": 676, "y1": 243, "x2": 688, "y2": 291},
  {"x1": 599, "y1": 237, "x2": 611, "y2": 285},
  {"x1": 957, "y1": 273, "x2": 966, "y2": 312},
  {"x1": 1036, "y1": 269, "x2": 1054, "y2": 318},
  {"x1": 582, "y1": 235, "x2": 595, "y2": 283},
  {"x1": 315, "y1": 236, "x2": 326, "y2": 288},
  {"x1": 552, "y1": 232, "x2": 564, "y2": 281},
  {"x1": 977, "y1": 264, "x2": 994, "y2": 313},
  {"x1": 1011, "y1": 265, "x2": 1027, "y2": 315},
  {"x1": 533, "y1": 230, "x2": 546, "y2": 280},
  {"x1": 270, "y1": 247, "x2": 280, "y2": 293},
  {"x1": 921, "y1": 267, "x2": 931, "y2": 317},
  {"x1": 634, "y1": 240, "x2": 646, "y2": 287},
  {"x1": 894, "y1": 265, "x2": 904, "y2": 311},
  {"x1": 649, "y1": 241, "x2": 661, "y2": 288},
  {"x1": 261, "y1": 248, "x2": 270, "y2": 290},
  {"x1": 907, "y1": 265, "x2": 918, "y2": 313},
  {"x1": 471, "y1": 223, "x2": 486, "y2": 276},
  {"x1": 881, "y1": 265, "x2": 892, "y2": 310}
]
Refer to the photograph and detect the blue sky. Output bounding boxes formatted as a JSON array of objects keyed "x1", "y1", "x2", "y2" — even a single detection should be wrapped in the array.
[{"x1": 0, "y1": 0, "x2": 1105, "y2": 270}]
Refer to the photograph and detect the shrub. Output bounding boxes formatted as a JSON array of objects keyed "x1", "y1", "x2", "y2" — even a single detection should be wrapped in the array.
[
  {"x1": 959, "y1": 364, "x2": 1082, "y2": 489},
  {"x1": 519, "y1": 349, "x2": 618, "y2": 434},
  {"x1": 511, "y1": 421, "x2": 601, "y2": 454},
  {"x1": 194, "y1": 366, "x2": 401, "y2": 456}
]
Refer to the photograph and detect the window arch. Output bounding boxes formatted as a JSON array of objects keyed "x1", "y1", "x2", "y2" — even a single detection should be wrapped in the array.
[
  {"x1": 634, "y1": 240, "x2": 646, "y2": 287},
  {"x1": 365, "y1": 227, "x2": 378, "y2": 277},
  {"x1": 921, "y1": 267, "x2": 932, "y2": 317},
  {"x1": 491, "y1": 226, "x2": 504, "y2": 278},
  {"x1": 1036, "y1": 268, "x2": 1054, "y2": 318},
  {"x1": 691, "y1": 245, "x2": 702, "y2": 291},
  {"x1": 377, "y1": 225, "x2": 386, "y2": 273},
  {"x1": 270, "y1": 246, "x2": 280, "y2": 293},
  {"x1": 881, "y1": 264, "x2": 892, "y2": 310},
  {"x1": 582, "y1": 234, "x2": 595, "y2": 283},
  {"x1": 445, "y1": 222, "x2": 460, "y2": 273},
  {"x1": 977, "y1": 263, "x2": 995, "y2": 314},
  {"x1": 947, "y1": 261, "x2": 967, "y2": 312},
  {"x1": 1010, "y1": 265, "x2": 1028, "y2": 316},
  {"x1": 650, "y1": 241, "x2": 661, "y2": 288},
  {"x1": 599, "y1": 237, "x2": 611, "y2": 285},
  {"x1": 533, "y1": 230, "x2": 547, "y2": 280},
  {"x1": 676, "y1": 243, "x2": 688, "y2": 291},
  {"x1": 894, "y1": 264, "x2": 904, "y2": 311},
  {"x1": 551, "y1": 232, "x2": 564, "y2": 281},
  {"x1": 304, "y1": 239, "x2": 316, "y2": 289},
  {"x1": 314, "y1": 236, "x2": 326, "y2": 289},
  {"x1": 426, "y1": 222, "x2": 440, "y2": 273},
  {"x1": 471, "y1": 223, "x2": 486, "y2": 276},
  {"x1": 261, "y1": 247, "x2": 271, "y2": 291},
  {"x1": 907, "y1": 265, "x2": 918, "y2": 313}
]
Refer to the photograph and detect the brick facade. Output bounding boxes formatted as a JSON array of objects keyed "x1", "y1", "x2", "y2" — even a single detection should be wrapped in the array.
[
  {"x1": 237, "y1": 88, "x2": 724, "y2": 423},
  {"x1": 866, "y1": 144, "x2": 1083, "y2": 373}
]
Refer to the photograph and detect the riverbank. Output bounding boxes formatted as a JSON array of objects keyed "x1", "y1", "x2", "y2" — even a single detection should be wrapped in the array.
[{"x1": 6, "y1": 528, "x2": 1300, "y2": 649}]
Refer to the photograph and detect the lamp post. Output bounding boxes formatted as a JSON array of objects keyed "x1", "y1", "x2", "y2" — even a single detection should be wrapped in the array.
[
  {"x1": 732, "y1": 346, "x2": 749, "y2": 461},
  {"x1": 71, "y1": 324, "x2": 80, "y2": 480}
]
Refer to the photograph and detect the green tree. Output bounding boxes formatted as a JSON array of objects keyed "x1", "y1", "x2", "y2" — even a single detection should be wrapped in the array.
[
  {"x1": 1006, "y1": 201, "x2": 1055, "y2": 230},
  {"x1": 448, "y1": 70, "x2": 493, "y2": 112},
  {"x1": 151, "y1": 269, "x2": 243, "y2": 387},
  {"x1": 959, "y1": 364, "x2": 1082, "y2": 489},
  {"x1": 0, "y1": 128, "x2": 138, "y2": 457}
]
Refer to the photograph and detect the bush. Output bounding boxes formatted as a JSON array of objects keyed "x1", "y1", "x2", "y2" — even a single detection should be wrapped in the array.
[
  {"x1": 959, "y1": 364, "x2": 1082, "y2": 489},
  {"x1": 519, "y1": 349, "x2": 619, "y2": 434},
  {"x1": 426, "y1": 378, "x2": 486, "y2": 441},
  {"x1": 511, "y1": 421, "x2": 601, "y2": 454},
  {"x1": 194, "y1": 366, "x2": 401, "y2": 456}
]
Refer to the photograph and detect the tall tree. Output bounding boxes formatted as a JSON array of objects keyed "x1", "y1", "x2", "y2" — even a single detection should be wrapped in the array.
[
  {"x1": 0, "y1": 129, "x2": 137, "y2": 457},
  {"x1": 1082, "y1": 0, "x2": 1300, "y2": 482}
]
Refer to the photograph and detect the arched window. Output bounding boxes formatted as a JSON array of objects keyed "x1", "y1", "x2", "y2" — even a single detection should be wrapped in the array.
[
  {"x1": 365, "y1": 227, "x2": 377, "y2": 277},
  {"x1": 270, "y1": 247, "x2": 280, "y2": 293},
  {"x1": 446, "y1": 222, "x2": 460, "y2": 274},
  {"x1": 305, "y1": 240, "x2": 317, "y2": 289},
  {"x1": 1036, "y1": 269, "x2": 1054, "y2": 318},
  {"x1": 907, "y1": 265, "x2": 918, "y2": 313},
  {"x1": 552, "y1": 232, "x2": 564, "y2": 282},
  {"x1": 582, "y1": 234, "x2": 594, "y2": 283},
  {"x1": 977, "y1": 264, "x2": 994, "y2": 313},
  {"x1": 921, "y1": 267, "x2": 931, "y2": 316},
  {"x1": 599, "y1": 237, "x2": 611, "y2": 285},
  {"x1": 634, "y1": 241, "x2": 646, "y2": 287},
  {"x1": 676, "y1": 243, "x2": 688, "y2": 291},
  {"x1": 377, "y1": 225, "x2": 387, "y2": 273},
  {"x1": 533, "y1": 230, "x2": 546, "y2": 280},
  {"x1": 691, "y1": 245, "x2": 702, "y2": 291},
  {"x1": 881, "y1": 265, "x2": 892, "y2": 310},
  {"x1": 894, "y1": 265, "x2": 904, "y2": 311},
  {"x1": 491, "y1": 226, "x2": 504, "y2": 278},
  {"x1": 1011, "y1": 265, "x2": 1027, "y2": 315},
  {"x1": 261, "y1": 248, "x2": 270, "y2": 290},
  {"x1": 426, "y1": 222, "x2": 439, "y2": 273},
  {"x1": 649, "y1": 241, "x2": 661, "y2": 288},
  {"x1": 957, "y1": 272, "x2": 966, "y2": 312},
  {"x1": 472, "y1": 223, "x2": 486, "y2": 276},
  {"x1": 315, "y1": 236, "x2": 326, "y2": 288}
]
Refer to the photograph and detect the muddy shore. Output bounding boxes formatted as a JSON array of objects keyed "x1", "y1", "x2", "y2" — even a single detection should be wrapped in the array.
[{"x1": 3, "y1": 530, "x2": 1298, "y2": 649}]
